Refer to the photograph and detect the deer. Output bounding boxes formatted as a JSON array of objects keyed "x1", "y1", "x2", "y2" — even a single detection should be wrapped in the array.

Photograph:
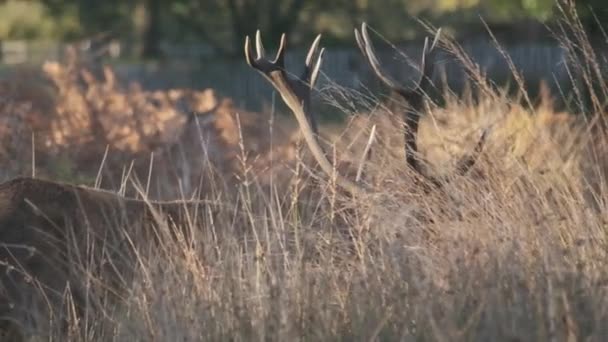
[
  {"x1": 0, "y1": 176, "x2": 221, "y2": 339},
  {"x1": 244, "y1": 23, "x2": 487, "y2": 195},
  {"x1": 0, "y1": 95, "x2": 295, "y2": 338},
  {"x1": 0, "y1": 23, "x2": 487, "y2": 339}
]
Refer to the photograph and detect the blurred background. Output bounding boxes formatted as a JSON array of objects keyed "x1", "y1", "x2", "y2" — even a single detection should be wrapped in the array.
[
  {"x1": 0, "y1": 0, "x2": 606, "y2": 190},
  {"x1": 0, "y1": 0, "x2": 605, "y2": 109}
]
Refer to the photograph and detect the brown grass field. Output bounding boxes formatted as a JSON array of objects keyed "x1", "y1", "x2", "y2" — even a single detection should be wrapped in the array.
[{"x1": 2, "y1": 9, "x2": 608, "y2": 340}]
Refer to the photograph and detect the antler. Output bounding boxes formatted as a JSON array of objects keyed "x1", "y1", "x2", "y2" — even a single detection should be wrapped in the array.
[
  {"x1": 355, "y1": 23, "x2": 486, "y2": 186},
  {"x1": 245, "y1": 31, "x2": 369, "y2": 194}
]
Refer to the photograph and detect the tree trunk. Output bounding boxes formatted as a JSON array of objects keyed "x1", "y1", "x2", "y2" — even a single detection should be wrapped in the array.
[{"x1": 141, "y1": 0, "x2": 162, "y2": 58}]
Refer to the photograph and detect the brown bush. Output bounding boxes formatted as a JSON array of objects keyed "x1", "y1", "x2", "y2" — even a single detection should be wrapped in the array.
[{"x1": 0, "y1": 53, "x2": 300, "y2": 199}]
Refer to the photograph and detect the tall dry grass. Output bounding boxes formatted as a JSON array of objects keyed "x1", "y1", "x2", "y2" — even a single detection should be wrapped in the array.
[{"x1": 4, "y1": 4, "x2": 608, "y2": 341}]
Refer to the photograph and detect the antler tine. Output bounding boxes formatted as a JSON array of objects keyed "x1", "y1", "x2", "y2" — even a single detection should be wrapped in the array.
[
  {"x1": 415, "y1": 37, "x2": 431, "y2": 90},
  {"x1": 431, "y1": 28, "x2": 442, "y2": 50},
  {"x1": 310, "y1": 48, "x2": 324, "y2": 88},
  {"x1": 302, "y1": 35, "x2": 324, "y2": 87},
  {"x1": 305, "y1": 34, "x2": 322, "y2": 67},
  {"x1": 414, "y1": 28, "x2": 442, "y2": 93},
  {"x1": 359, "y1": 22, "x2": 407, "y2": 93},
  {"x1": 255, "y1": 30, "x2": 266, "y2": 59},
  {"x1": 354, "y1": 27, "x2": 368, "y2": 60},
  {"x1": 245, "y1": 31, "x2": 287, "y2": 78},
  {"x1": 244, "y1": 35, "x2": 257, "y2": 68},
  {"x1": 272, "y1": 33, "x2": 287, "y2": 68}
]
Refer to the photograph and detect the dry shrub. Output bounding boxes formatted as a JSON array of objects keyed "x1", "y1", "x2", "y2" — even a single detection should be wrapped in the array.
[
  {"x1": 0, "y1": 49, "x2": 300, "y2": 199},
  {"x1": 0, "y1": 65, "x2": 56, "y2": 178}
]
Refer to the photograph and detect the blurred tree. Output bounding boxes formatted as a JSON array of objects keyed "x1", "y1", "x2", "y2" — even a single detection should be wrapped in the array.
[
  {"x1": 39, "y1": 0, "x2": 163, "y2": 57},
  {"x1": 169, "y1": 0, "x2": 310, "y2": 57},
  {"x1": 38, "y1": 0, "x2": 132, "y2": 37},
  {"x1": 574, "y1": 0, "x2": 608, "y2": 37},
  {"x1": 472, "y1": 0, "x2": 555, "y2": 21},
  {"x1": 1, "y1": 0, "x2": 603, "y2": 60},
  {"x1": 0, "y1": 1, "x2": 65, "y2": 39},
  {"x1": 77, "y1": 0, "x2": 130, "y2": 35},
  {"x1": 141, "y1": 0, "x2": 162, "y2": 58},
  {"x1": 133, "y1": 0, "x2": 164, "y2": 58}
]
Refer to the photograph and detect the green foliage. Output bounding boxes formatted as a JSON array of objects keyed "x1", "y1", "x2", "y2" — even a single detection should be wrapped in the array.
[
  {"x1": 521, "y1": 0, "x2": 555, "y2": 20},
  {"x1": 575, "y1": 0, "x2": 608, "y2": 35},
  {"x1": 0, "y1": 1, "x2": 62, "y2": 39},
  {"x1": 49, "y1": 153, "x2": 94, "y2": 184},
  {"x1": 1, "y1": 0, "x2": 605, "y2": 58}
]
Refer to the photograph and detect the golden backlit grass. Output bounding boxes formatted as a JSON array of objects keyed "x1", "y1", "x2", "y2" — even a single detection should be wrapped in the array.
[
  {"x1": 5, "y1": 7, "x2": 608, "y2": 340},
  {"x1": 10, "y1": 81, "x2": 608, "y2": 341}
]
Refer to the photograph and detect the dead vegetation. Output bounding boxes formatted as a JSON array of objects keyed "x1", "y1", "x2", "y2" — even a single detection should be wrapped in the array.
[
  {"x1": 2, "y1": 4, "x2": 608, "y2": 340},
  {"x1": 0, "y1": 46, "x2": 300, "y2": 198}
]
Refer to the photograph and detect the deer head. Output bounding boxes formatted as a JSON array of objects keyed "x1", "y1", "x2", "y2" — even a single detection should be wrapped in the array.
[
  {"x1": 245, "y1": 25, "x2": 486, "y2": 195},
  {"x1": 245, "y1": 31, "x2": 368, "y2": 194}
]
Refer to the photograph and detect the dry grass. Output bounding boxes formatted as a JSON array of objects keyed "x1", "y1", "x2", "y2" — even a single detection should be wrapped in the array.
[{"x1": 4, "y1": 7, "x2": 608, "y2": 341}]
